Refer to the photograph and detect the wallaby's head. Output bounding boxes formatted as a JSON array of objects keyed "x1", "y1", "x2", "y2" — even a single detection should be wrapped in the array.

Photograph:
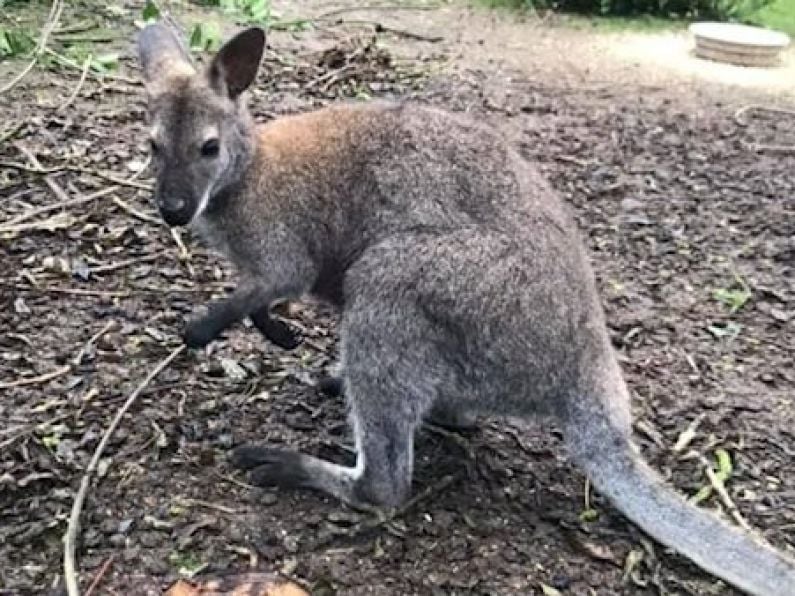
[{"x1": 137, "y1": 24, "x2": 265, "y2": 226}]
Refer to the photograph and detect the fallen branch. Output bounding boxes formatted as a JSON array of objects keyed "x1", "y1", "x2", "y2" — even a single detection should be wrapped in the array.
[
  {"x1": 0, "y1": 186, "x2": 118, "y2": 229},
  {"x1": 63, "y1": 345, "x2": 186, "y2": 596},
  {"x1": 323, "y1": 18, "x2": 444, "y2": 42},
  {"x1": 72, "y1": 321, "x2": 116, "y2": 367},
  {"x1": 111, "y1": 196, "x2": 162, "y2": 225},
  {"x1": 0, "y1": 364, "x2": 71, "y2": 390},
  {"x1": 734, "y1": 104, "x2": 795, "y2": 126},
  {"x1": 0, "y1": 0, "x2": 63, "y2": 95},
  {"x1": 311, "y1": 473, "x2": 458, "y2": 549},
  {"x1": 58, "y1": 54, "x2": 93, "y2": 113},
  {"x1": 750, "y1": 143, "x2": 795, "y2": 154},
  {"x1": 83, "y1": 554, "x2": 114, "y2": 596},
  {"x1": 697, "y1": 453, "x2": 752, "y2": 532},
  {"x1": 0, "y1": 160, "x2": 153, "y2": 191},
  {"x1": 0, "y1": 283, "x2": 131, "y2": 298}
]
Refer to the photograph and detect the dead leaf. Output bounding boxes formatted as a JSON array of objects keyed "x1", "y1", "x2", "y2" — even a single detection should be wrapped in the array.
[{"x1": 164, "y1": 573, "x2": 308, "y2": 596}]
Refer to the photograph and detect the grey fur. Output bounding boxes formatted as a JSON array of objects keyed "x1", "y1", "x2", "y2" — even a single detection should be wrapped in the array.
[{"x1": 137, "y1": 24, "x2": 795, "y2": 596}]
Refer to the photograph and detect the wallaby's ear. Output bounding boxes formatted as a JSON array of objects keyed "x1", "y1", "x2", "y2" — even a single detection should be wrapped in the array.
[
  {"x1": 137, "y1": 23, "x2": 194, "y2": 94},
  {"x1": 208, "y1": 27, "x2": 265, "y2": 99}
]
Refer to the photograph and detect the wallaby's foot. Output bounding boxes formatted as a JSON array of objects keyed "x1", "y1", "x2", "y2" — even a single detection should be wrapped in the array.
[
  {"x1": 427, "y1": 403, "x2": 478, "y2": 432},
  {"x1": 317, "y1": 375, "x2": 343, "y2": 397},
  {"x1": 249, "y1": 305, "x2": 302, "y2": 350},
  {"x1": 182, "y1": 315, "x2": 220, "y2": 348},
  {"x1": 230, "y1": 445, "x2": 366, "y2": 506}
]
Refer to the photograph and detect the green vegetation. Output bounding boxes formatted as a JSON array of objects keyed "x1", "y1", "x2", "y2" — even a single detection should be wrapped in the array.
[
  {"x1": 477, "y1": 0, "x2": 779, "y2": 25},
  {"x1": 748, "y1": 0, "x2": 795, "y2": 35}
]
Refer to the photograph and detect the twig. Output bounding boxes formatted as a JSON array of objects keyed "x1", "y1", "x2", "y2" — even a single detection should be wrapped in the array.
[
  {"x1": 0, "y1": 0, "x2": 63, "y2": 95},
  {"x1": 0, "y1": 121, "x2": 26, "y2": 145},
  {"x1": 734, "y1": 104, "x2": 795, "y2": 126},
  {"x1": 672, "y1": 414, "x2": 704, "y2": 454},
  {"x1": 750, "y1": 143, "x2": 795, "y2": 154},
  {"x1": 83, "y1": 555, "x2": 114, "y2": 596},
  {"x1": 315, "y1": 3, "x2": 440, "y2": 19},
  {"x1": 175, "y1": 497, "x2": 238, "y2": 515},
  {"x1": 0, "y1": 187, "x2": 117, "y2": 229},
  {"x1": 42, "y1": 47, "x2": 139, "y2": 85},
  {"x1": 89, "y1": 253, "x2": 163, "y2": 275},
  {"x1": 73, "y1": 321, "x2": 116, "y2": 367},
  {"x1": 0, "y1": 161, "x2": 153, "y2": 191},
  {"x1": 0, "y1": 283, "x2": 131, "y2": 298},
  {"x1": 304, "y1": 63, "x2": 357, "y2": 90},
  {"x1": 311, "y1": 473, "x2": 458, "y2": 549},
  {"x1": 697, "y1": 454, "x2": 752, "y2": 532},
  {"x1": 324, "y1": 19, "x2": 443, "y2": 42},
  {"x1": 63, "y1": 345, "x2": 186, "y2": 596},
  {"x1": 111, "y1": 196, "x2": 162, "y2": 225},
  {"x1": 0, "y1": 365, "x2": 71, "y2": 390},
  {"x1": 58, "y1": 55, "x2": 92, "y2": 113}
]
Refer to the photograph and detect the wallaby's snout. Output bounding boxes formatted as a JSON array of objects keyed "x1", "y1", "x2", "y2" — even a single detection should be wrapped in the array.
[{"x1": 154, "y1": 178, "x2": 196, "y2": 227}]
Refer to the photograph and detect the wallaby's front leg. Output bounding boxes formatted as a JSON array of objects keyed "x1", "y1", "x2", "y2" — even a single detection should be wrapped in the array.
[{"x1": 183, "y1": 285, "x2": 267, "y2": 348}]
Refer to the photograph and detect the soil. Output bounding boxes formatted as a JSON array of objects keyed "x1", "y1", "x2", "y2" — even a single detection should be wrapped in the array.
[{"x1": 1, "y1": 2, "x2": 794, "y2": 595}]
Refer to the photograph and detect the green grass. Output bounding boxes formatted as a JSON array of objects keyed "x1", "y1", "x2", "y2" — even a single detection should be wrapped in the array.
[
  {"x1": 475, "y1": 0, "x2": 795, "y2": 35},
  {"x1": 748, "y1": 0, "x2": 795, "y2": 36}
]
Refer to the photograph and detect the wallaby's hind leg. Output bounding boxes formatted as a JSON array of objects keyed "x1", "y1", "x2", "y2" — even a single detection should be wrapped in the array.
[
  {"x1": 230, "y1": 375, "x2": 425, "y2": 507},
  {"x1": 231, "y1": 304, "x2": 435, "y2": 507}
]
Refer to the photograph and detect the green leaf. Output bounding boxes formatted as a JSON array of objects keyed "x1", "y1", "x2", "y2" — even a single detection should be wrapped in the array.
[
  {"x1": 91, "y1": 53, "x2": 119, "y2": 73},
  {"x1": 714, "y1": 448, "x2": 733, "y2": 479},
  {"x1": 707, "y1": 321, "x2": 742, "y2": 339},
  {"x1": 189, "y1": 22, "x2": 222, "y2": 52},
  {"x1": 579, "y1": 508, "x2": 599, "y2": 522},
  {"x1": 142, "y1": 0, "x2": 161, "y2": 23},
  {"x1": 0, "y1": 26, "x2": 35, "y2": 58},
  {"x1": 540, "y1": 584, "x2": 562, "y2": 596}
]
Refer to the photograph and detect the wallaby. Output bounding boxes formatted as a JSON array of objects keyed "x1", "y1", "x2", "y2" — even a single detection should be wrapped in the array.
[{"x1": 137, "y1": 23, "x2": 795, "y2": 595}]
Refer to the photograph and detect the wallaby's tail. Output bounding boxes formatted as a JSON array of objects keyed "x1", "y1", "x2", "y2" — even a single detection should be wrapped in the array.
[{"x1": 565, "y1": 405, "x2": 795, "y2": 596}]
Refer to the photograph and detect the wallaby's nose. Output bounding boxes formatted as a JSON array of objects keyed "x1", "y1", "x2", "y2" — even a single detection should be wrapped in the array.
[{"x1": 156, "y1": 190, "x2": 193, "y2": 227}]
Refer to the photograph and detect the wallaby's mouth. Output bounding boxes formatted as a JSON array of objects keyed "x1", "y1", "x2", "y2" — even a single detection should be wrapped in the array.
[{"x1": 159, "y1": 205, "x2": 194, "y2": 227}]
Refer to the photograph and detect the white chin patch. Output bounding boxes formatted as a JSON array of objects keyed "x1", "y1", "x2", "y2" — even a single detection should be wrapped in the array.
[{"x1": 190, "y1": 186, "x2": 213, "y2": 224}]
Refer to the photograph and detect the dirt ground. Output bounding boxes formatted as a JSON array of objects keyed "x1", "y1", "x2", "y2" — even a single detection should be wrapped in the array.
[{"x1": 1, "y1": 1, "x2": 794, "y2": 595}]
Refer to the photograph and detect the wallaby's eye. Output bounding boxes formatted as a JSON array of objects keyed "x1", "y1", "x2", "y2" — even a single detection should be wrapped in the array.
[{"x1": 201, "y1": 139, "x2": 220, "y2": 158}]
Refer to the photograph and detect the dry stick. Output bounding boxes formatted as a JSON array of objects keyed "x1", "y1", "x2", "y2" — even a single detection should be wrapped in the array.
[
  {"x1": 58, "y1": 55, "x2": 92, "y2": 113},
  {"x1": 751, "y1": 143, "x2": 795, "y2": 154},
  {"x1": 42, "y1": 47, "x2": 139, "y2": 85},
  {"x1": 0, "y1": 0, "x2": 63, "y2": 95},
  {"x1": 0, "y1": 187, "x2": 118, "y2": 229},
  {"x1": 0, "y1": 161, "x2": 153, "y2": 191},
  {"x1": 72, "y1": 321, "x2": 116, "y2": 367},
  {"x1": 111, "y1": 196, "x2": 161, "y2": 225},
  {"x1": 734, "y1": 104, "x2": 795, "y2": 126},
  {"x1": 63, "y1": 345, "x2": 186, "y2": 596},
  {"x1": 0, "y1": 283, "x2": 131, "y2": 298},
  {"x1": 0, "y1": 364, "x2": 71, "y2": 390},
  {"x1": 321, "y1": 18, "x2": 444, "y2": 42},
  {"x1": 83, "y1": 554, "x2": 114, "y2": 596},
  {"x1": 697, "y1": 454, "x2": 752, "y2": 532}
]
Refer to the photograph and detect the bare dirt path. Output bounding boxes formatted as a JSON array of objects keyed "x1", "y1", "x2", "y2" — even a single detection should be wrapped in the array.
[{"x1": 1, "y1": 2, "x2": 793, "y2": 595}]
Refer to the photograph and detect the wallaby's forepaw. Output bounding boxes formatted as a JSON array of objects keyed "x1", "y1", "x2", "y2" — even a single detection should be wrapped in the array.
[
  {"x1": 230, "y1": 446, "x2": 311, "y2": 489},
  {"x1": 182, "y1": 316, "x2": 220, "y2": 348},
  {"x1": 317, "y1": 375, "x2": 343, "y2": 397},
  {"x1": 256, "y1": 318, "x2": 302, "y2": 350}
]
